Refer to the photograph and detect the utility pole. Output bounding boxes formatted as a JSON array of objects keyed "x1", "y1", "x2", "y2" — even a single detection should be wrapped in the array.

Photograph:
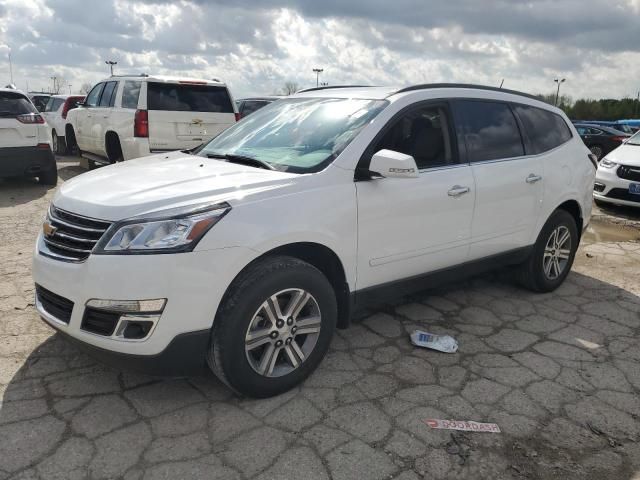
[
  {"x1": 68, "y1": 84, "x2": 72, "y2": 94},
  {"x1": 105, "y1": 60, "x2": 117, "y2": 76},
  {"x1": 554, "y1": 78, "x2": 566, "y2": 107},
  {"x1": 8, "y1": 47, "x2": 13, "y2": 85},
  {"x1": 312, "y1": 68, "x2": 323, "y2": 87},
  {"x1": 50, "y1": 76, "x2": 57, "y2": 94}
]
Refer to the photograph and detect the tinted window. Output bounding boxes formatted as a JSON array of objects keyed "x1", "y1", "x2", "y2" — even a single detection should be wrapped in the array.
[
  {"x1": 373, "y1": 105, "x2": 455, "y2": 169},
  {"x1": 456, "y1": 100, "x2": 524, "y2": 162},
  {"x1": 242, "y1": 100, "x2": 269, "y2": 117},
  {"x1": 513, "y1": 104, "x2": 572, "y2": 154},
  {"x1": 121, "y1": 81, "x2": 141, "y2": 109},
  {"x1": 0, "y1": 92, "x2": 37, "y2": 116},
  {"x1": 31, "y1": 96, "x2": 49, "y2": 112},
  {"x1": 99, "y1": 82, "x2": 117, "y2": 107},
  {"x1": 147, "y1": 83, "x2": 234, "y2": 112},
  {"x1": 85, "y1": 83, "x2": 104, "y2": 107}
]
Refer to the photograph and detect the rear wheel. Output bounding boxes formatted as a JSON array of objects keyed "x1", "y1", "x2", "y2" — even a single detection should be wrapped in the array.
[
  {"x1": 51, "y1": 130, "x2": 67, "y2": 155},
  {"x1": 517, "y1": 209, "x2": 578, "y2": 292},
  {"x1": 65, "y1": 126, "x2": 79, "y2": 156},
  {"x1": 207, "y1": 256, "x2": 337, "y2": 398},
  {"x1": 589, "y1": 145, "x2": 604, "y2": 160}
]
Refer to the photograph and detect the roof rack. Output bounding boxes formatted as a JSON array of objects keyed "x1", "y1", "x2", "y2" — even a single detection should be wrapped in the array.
[
  {"x1": 108, "y1": 74, "x2": 149, "y2": 78},
  {"x1": 395, "y1": 83, "x2": 541, "y2": 102},
  {"x1": 296, "y1": 85, "x2": 374, "y2": 93}
]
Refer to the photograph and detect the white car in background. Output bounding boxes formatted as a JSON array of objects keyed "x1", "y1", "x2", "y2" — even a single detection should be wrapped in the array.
[
  {"x1": 65, "y1": 75, "x2": 238, "y2": 167},
  {"x1": 42, "y1": 94, "x2": 85, "y2": 155},
  {"x1": 0, "y1": 88, "x2": 57, "y2": 185},
  {"x1": 593, "y1": 130, "x2": 640, "y2": 207}
]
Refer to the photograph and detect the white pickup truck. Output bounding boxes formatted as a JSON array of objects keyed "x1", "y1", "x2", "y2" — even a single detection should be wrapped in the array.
[{"x1": 65, "y1": 75, "x2": 238, "y2": 165}]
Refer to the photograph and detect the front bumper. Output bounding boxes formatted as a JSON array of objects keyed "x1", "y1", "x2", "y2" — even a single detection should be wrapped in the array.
[
  {"x1": 593, "y1": 166, "x2": 640, "y2": 207},
  {"x1": 0, "y1": 146, "x2": 55, "y2": 178},
  {"x1": 33, "y1": 234, "x2": 255, "y2": 357}
]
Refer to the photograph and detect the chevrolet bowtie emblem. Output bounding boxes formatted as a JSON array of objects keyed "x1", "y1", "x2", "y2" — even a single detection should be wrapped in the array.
[
  {"x1": 43, "y1": 222, "x2": 57, "y2": 238},
  {"x1": 192, "y1": 118, "x2": 203, "y2": 125}
]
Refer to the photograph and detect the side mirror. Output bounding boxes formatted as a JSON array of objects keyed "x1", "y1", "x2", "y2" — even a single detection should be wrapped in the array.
[{"x1": 369, "y1": 149, "x2": 419, "y2": 179}]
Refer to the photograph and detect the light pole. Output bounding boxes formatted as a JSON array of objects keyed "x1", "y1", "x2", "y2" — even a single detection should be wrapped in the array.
[
  {"x1": 105, "y1": 60, "x2": 117, "y2": 76},
  {"x1": 50, "y1": 76, "x2": 57, "y2": 94},
  {"x1": 312, "y1": 68, "x2": 323, "y2": 87},
  {"x1": 68, "y1": 84, "x2": 72, "y2": 94},
  {"x1": 554, "y1": 78, "x2": 566, "y2": 106}
]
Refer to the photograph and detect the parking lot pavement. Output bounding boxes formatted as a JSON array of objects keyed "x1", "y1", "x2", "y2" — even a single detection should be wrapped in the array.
[{"x1": 1, "y1": 158, "x2": 640, "y2": 480}]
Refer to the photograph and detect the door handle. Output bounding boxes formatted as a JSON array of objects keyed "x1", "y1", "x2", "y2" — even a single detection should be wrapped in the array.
[
  {"x1": 526, "y1": 174, "x2": 542, "y2": 184},
  {"x1": 447, "y1": 185, "x2": 470, "y2": 197}
]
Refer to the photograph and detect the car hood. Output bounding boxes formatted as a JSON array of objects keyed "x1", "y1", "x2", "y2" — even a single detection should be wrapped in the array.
[
  {"x1": 605, "y1": 143, "x2": 640, "y2": 166},
  {"x1": 53, "y1": 151, "x2": 299, "y2": 221}
]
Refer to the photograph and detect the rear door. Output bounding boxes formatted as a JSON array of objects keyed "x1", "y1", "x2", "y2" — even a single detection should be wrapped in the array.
[
  {"x1": 146, "y1": 82, "x2": 236, "y2": 151},
  {"x1": 93, "y1": 81, "x2": 118, "y2": 156},
  {"x1": 453, "y1": 99, "x2": 543, "y2": 259},
  {"x1": 0, "y1": 91, "x2": 40, "y2": 147}
]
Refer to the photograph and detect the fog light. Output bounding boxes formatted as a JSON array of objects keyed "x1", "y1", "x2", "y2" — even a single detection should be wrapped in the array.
[
  {"x1": 115, "y1": 317, "x2": 155, "y2": 339},
  {"x1": 86, "y1": 298, "x2": 166, "y2": 313}
]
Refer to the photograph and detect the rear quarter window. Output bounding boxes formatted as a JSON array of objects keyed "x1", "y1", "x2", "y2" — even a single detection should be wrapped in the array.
[
  {"x1": 0, "y1": 92, "x2": 38, "y2": 116},
  {"x1": 513, "y1": 104, "x2": 572, "y2": 154},
  {"x1": 121, "y1": 81, "x2": 141, "y2": 109},
  {"x1": 147, "y1": 83, "x2": 234, "y2": 113}
]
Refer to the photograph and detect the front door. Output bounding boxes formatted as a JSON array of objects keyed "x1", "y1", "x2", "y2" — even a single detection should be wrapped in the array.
[
  {"x1": 355, "y1": 103, "x2": 476, "y2": 290},
  {"x1": 76, "y1": 83, "x2": 104, "y2": 151}
]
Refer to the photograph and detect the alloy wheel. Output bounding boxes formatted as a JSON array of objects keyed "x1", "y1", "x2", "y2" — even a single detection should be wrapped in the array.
[
  {"x1": 244, "y1": 288, "x2": 321, "y2": 378},
  {"x1": 543, "y1": 225, "x2": 571, "y2": 280}
]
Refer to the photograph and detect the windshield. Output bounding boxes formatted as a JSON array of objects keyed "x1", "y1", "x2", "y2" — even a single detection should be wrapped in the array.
[
  {"x1": 627, "y1": 130, "x2": 640, "y2": 146},
  {"x1": 199, "y1": 97, "x2": 388, "y2": 173}
]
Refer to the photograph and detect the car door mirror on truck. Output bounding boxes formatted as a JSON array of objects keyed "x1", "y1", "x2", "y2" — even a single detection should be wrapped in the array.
[{"x1": 369, "y1": 149, "x2": 419, "y2": 179}]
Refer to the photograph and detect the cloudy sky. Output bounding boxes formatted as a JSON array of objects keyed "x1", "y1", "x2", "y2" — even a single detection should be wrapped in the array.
[{"x1": 1, "y1": 0, "x2": 640, "y2": 100}]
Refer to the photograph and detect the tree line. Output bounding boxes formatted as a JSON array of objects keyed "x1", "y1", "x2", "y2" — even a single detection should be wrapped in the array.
[{"x1": 535, "y1": 93, "x2": 640, "y2": 121}]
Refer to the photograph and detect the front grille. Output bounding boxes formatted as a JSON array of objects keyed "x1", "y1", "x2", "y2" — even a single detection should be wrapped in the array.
[
  {"x1": 617, "y1": 165, "x2": 640, "y2": 182},
  {"x1": 41, "y1": 206, "x2": 112, "y2": 261},
  {"x1": 81, "y1": 308, "x2": 120, "y2": 336},
  {"x1": 36, "y1": 284, "x2": 74, "y2": 324},
  {"x1": 605, "y1": 188, "x2": 640, "y2": 203}
]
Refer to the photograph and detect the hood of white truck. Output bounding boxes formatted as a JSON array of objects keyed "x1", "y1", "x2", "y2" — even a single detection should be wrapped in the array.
[{"x1": 53, "y1": 151, "x2": 299, "y2": 221}]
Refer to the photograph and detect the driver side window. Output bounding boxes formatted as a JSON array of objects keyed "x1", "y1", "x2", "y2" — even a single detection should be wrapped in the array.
[
  {"x1": 85, "y1": 83, "x2": 105, "y2": 107},
  {"x1": 373, "y1": 105, "x2": 455, "y2": 169}
]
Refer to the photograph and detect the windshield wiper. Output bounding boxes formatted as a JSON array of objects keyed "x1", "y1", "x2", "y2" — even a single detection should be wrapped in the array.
[{"x1": 205, "y1": 153, "x2": 275, "y2": 170}]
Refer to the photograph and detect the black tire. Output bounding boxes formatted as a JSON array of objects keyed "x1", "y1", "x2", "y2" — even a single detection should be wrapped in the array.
[
  {"x1": 106, "y1": 134, "x2": 124, "y2": 163},
  {"x1": 208, "y1": 255, "x2": 337, "y2": 398},
  {"x1": 517, "y1": 209, "x2": 578, "y2": 292},
  {"x1": 52, "y1": 130, "x2": 67, "y2": 155},
  {"x1": 65, "y1": 126, "x2": 79, "y2": 156},
  {"x1": 38, "y1": 162, "x2": 58, "y2": 186}
]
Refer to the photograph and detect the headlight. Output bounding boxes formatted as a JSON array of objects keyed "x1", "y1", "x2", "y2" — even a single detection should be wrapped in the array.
[
  {"x1": 599, "y1": 158, "x2": 617, "y2": 169},
  {"x1": 95, "y1": 203, "x2": 230, "y2": 254}
]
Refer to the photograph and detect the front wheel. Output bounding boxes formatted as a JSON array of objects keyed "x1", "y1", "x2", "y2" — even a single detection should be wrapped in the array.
[
  {"x1": 208, "y1": 256, "x2": 337, "y2": 398},
  {"x1": 517, "y1": 209, "x2": 578, "y2": 292}
]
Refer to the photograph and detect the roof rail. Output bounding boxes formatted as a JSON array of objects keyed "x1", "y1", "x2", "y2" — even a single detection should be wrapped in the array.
[
  {"x1": 109, "y1": 73, "x2": 149, "y2": 78},
  {"x1": 395, "y1": 83, "x2": 541, "y2": 102},
  {"x1": 296, "y1": 85, "x2": 374, "y2": 93}
]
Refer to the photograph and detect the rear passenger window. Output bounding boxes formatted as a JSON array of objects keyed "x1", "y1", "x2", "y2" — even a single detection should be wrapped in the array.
[
  {"x1": 455, "y1": 100, "x2": 524, "y2": 162},
  {"x1": 121, "y1": 81, "x2": 141, "y2": 109},
  {"x1": 513, "y1": 104, "x2": 572, "y2": 154},
  {"x1": 99, "y1": 82, "x2": 117, "y2": 107},
  {"x1": 147, "y1": 83, "x2": 234, "y2": 113}
]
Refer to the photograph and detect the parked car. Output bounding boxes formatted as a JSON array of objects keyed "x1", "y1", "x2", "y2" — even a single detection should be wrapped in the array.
[
  {"x1": 28, "y1": 93, "x2": 51, "y2": 112},
  {"x1": 0, "y1": 89, "x2": 57, "y2": 185},
  {"x1": 42, "y1": 94, "x2": 85, "y2": 154},
  {"x1": 574, "y1": 123, "x2": 630, "y2": 160},
  {"x1": 593, "y1": 130, "x2": 640, "y2": 208},
  {"x1": 575, "y1": 120, "x2": 637, "y2": 135},
  {"x1": 236, "y1": 96, "x2": 283, "y2": 119},
  {"x1": 65, "y1": 75, "x2": 238, "y2": 167},
  {"x1": 33, "y1": 84, "x2": 594, "y2": 397}
]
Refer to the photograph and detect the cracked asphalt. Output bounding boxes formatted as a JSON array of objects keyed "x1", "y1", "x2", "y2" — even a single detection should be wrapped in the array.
[{"x1": 1, "y1": 157, "x2": 640, "y2": 480}]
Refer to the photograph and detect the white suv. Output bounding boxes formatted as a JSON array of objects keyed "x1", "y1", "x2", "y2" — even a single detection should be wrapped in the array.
[
  {"x1": 65, "y1": 75, "x2": 238, "y2": 166},
  {"x1": 33, "y1": 84, "x2": 595, "y2": 397},
  {"x1": 593, "y1": 130, "x2": 640, "y2": 208},
  {"x1": 42, "y1": 94, "x2": 85, "y2": 155},
  {"x1": 0, "y1": 88, "x2": 57, "y2": 185}
]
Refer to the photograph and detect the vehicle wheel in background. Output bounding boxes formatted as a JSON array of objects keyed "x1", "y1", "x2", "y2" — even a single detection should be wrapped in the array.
[
  {"x1": 51, "y1": 130, "x2": 67, "y2": 155},
  {"x1": 207, "y1": 255, "x2": 337, "y2": 398},
  {"x1": 65, "y1": 125, "x2": 79, "y2": 156},
  {"x1": 38, "y1": 162, "x2": 58, "y2": 186},
  {"x1": 516, "y1": 209, "x2": 578, "y2": 293},
  {"x1": 106, "y1": 133, "x2": 124, "y2": 163},
  {"x1": 589, "y1": 145, "x2": 604, "y2": 160}
]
